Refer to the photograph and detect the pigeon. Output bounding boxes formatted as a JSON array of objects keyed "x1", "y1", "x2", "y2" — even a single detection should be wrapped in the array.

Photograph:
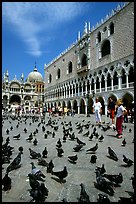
[
  {"x1": 128, "y1": 128, "x2": 132, "y2": 133},
  {"x1": 29, "y1": 182, "x2": 49, "y2": 202},
  {"x1": 28, "y1": 173, "x2": 40, "y2": 190},
  {"x1": 76, "y1": 137, "x2": 86, "y2": 146},
  {"x1": 42, "y1": 147, "x2": 48, "y2": 158},
  {"x1": 118, "y1": 196, "x2": 133, "y2": 202},
  {"x1": 56, "y1": 138, "x2": 62, "y2": 148},
  {"x1": 62, "y1": 134, "x2": 67, "y2": 142},
  {"x1": 6, "y1": 152, "x2": 22, "y2": 172},
  {"x1": 98, "y1": 134, "x2": 104, "y2": 142},
  {"x1": 86, "y1": 143, "x2": 98, "y2": 153},
  {"x1": 94, "y1": 169, "x2": 114, "y2": 196},
  {"x1": 24, "y1": 128, "x2": 27, "y2": 133},
  {"x1": 42, "y1": 126, "x2": 46, "y2": 132},
  {"x1": 10, "y1": 126, "x2": 13, "y2": 131},
  {"x1": 96, "y1": 164, "x2": 106, "y2": 175},
  {"x1": 78, "y1": 127, "x2": 83, "y2": 134},
  {"x1": 97, "y1": 193, "x2": 111, "y2": 202},
  {"x1": 88, "y1": 133, "x2": 94, "y2": 141},
  {"x1": 18, "y1": 146, "x2": 23, "y2": 154},
  {"x1": 47, "y1": 160, "x2": 54, "y2": 173},
  {"x1": 78, "y1": 183, "x2": 90, "y2": 202},
  {"x1": 56, "y1": 147, "x2": 64, "y2": 157},
  {"x1": 122, "y1": 155, "x2": 134, "y2": 167},
  {"x1": 51, "y1": 166, "x2": 68, "y2": 182},
  {"x1": 13, "y1": 133, "x2": 20, "y2": 140},
  {"x1": 73, "y1": 144, "x2": 84, "y2": 152},
  {"x1": 107, "y1": 147, "x2": 118, "y2": 161},
  {"x1": 83, "y1": 130, "x2": 90, "y2": 137},
  {"x1": 2, "y1": 171, "x2": 12, "y2": 191},
  {"x1": 6, "y1": 129, "x2": 9, "y2": 135},
  {"x1": 38, "y1": 157, "x2": 48, "y2": 167},
  {"x1": 33, "y1": 138, "x2": 38, "y2": 146},
  {"x1": 121, "y1": 139, "x2": 126, "y2": 146},
  {"x1": 103, "y1": 172, "x2": 123, "y2": 185},
  {"x1": 62, "y1": 198, "x2": 68, "y2": 202},
  {"x1": 101, "y1": 125, "x2": 110, "y2": 132},
  {"x1": 90, "y1": 155, "x2": 97, "y2": 163},
  {"x1": 26, "y1": 134, "x2": 33, "y2": 142},
  {"x1": 130, "y1": 175, "x2": 134, "y2": 189},
  {"x1": 30, "y1": 162, "x2": 46, "y2": 181},
  {"x1": 29, "y1": 148, "x2": 41, "y2": 159},
  {"x1": 68, "y1": 154, "x2": 78, "y2": 163}
]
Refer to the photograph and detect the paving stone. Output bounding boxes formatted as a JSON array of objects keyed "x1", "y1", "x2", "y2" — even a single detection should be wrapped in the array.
[{"x1": 2, "y1": 113, "x2": 134, "y2": 202}]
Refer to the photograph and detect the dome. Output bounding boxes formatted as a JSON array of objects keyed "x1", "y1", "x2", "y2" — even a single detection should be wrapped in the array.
[{"x1": 27, "y1": 67, "x2": 43, "y2": 82}]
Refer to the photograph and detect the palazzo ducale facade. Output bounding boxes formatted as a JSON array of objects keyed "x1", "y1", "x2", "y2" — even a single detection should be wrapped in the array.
[{"x1": 44, "y1": 2, "x2": 134, "y2": 115}]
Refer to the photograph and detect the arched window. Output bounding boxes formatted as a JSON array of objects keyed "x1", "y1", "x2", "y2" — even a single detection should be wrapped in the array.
[
  {"x1": 97, "y1": 31, "x2": 101, "y2": 42},
  {"x1": 57, "y1": 69, "x2": 60, "y2": 79},
  {"x1": 109, "y1": 22, "x2": 114, "y2": 35},
  {"x1": 101, "y1": 40, "x2": 110, "y2": 57},
  {"x1": 81, "y1": 54, "x2": 87, "y2": 67},
  {"x1": 49, "y1": 74, "x2": 52, "y2": 83},
  {"x1": 68, "y1": 61, "x2": 72, "y2": 73}
]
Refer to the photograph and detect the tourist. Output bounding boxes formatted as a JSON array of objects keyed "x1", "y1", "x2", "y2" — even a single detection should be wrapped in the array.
[
  {"x1": 115, "y1": 99, "x2": 127, "y2": 139},
  {"x1": 93, "y1": 98, "x2": 102, "y2": 124},
  {"x1": 108, "y1": 97, "x2": 116, "y2": 127}
]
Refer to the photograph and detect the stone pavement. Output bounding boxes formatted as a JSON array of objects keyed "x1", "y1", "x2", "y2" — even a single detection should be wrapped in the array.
[{"x1": 2, "y1": 113, "x2": 134, "y2": 202}]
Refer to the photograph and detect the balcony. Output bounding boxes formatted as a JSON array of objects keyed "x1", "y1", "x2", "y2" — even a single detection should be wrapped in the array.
[{"x1": 77, "y1": 65, "x2": 89, "y2": 74}]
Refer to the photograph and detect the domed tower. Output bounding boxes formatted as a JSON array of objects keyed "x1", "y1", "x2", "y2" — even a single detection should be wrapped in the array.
[
  {"x1": 27, "y1": 64, "x2": 43, "y2": 83},
  {"x1": 27, "y1": 63, "x2": 44, "y2": 109}
]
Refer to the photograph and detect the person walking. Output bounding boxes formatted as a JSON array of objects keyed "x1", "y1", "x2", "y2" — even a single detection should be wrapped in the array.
[
  {"x1": 93, "y1": 98, "x2": 102, "y2": 124},
  {"x1": 108, "y1": 97, "x2": 116, "y2": 127},
  {"x1": 115, "y1": 99, "x2": 127, "y2": 139}
]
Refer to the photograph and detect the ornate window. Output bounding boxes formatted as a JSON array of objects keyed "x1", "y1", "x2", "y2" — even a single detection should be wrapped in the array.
[
  {"x1": 109, "y1": 22, "x2": 114, "y2": 35},
  {"x1": 97, "y1": 31, "x2": 101, "y2": 43},
  {"x1": 101, "y1": 39, "x2": 110, "y2": 57},
  {"x1": 57, "y1": 69, "x2": 60, "y2": 79},
  {"x1": 49, "y1": 74, "x2": 52, "y2": 83},
  {"x1": 68, "y1": 61, "x2": 73, "y2": 73},
  {"x1": 81, "y1": 54, "x2": 87, "y2": 67}
]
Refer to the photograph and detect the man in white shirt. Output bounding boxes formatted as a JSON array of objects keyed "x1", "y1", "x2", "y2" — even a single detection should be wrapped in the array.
[{"x1": 93, "y1": 98, "x2": 102, "y2": 124}]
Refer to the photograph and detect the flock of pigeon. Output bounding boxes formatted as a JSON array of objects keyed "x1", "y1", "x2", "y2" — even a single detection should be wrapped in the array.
[{"x1": 2, "y1": 113, "x2": 134, "y2": 202}]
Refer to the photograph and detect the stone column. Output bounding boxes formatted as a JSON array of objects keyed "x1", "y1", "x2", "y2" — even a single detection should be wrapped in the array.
[
  {"x1": 118, "y1": 74, "x2": 122, "y2": 89},
  {"x1": 81, "y1": 83, "x2": 83, "y2": 96},
  {"x1": 105, "y1": 77, "x2": 107, "y2": 92},
  {"x1": 111, "y1": 76, "x2": 113, "y2": 91},
  {"x1": 71, "y1": 84, "x2": 74, "y2": 97},
  {"x1": 126, "y1": 73, "x2": 129, "y2": 88},
  {"x1": 89, "y1": 81, "x2": 92, "y2": 94},
  {"x1": 99, "y1": 79, "x2": 102, "y2": 93},
  {"x1": 66, "y1": 86, "x2": 67, "y2": 98},
  {"x1": 94, "y1": 80, "x2": 96, "y2": 94},
  {"x1": 105, "y1": 102, "x2": 108, "y2": 116},
  {"x1": 68, "y1": 85, "x2": 70, "y2": 98},
  {"x1": 78, "y1": 83, "x2": 80, "y2": 96},
  {"x1": 85, "y1": 82, "x2": 88, "y2": 94}
]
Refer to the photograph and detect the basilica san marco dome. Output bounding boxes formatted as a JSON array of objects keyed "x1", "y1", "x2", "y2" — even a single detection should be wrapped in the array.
[{"x1": 27, "y1": 66, "x2": 43, "y2": 83}]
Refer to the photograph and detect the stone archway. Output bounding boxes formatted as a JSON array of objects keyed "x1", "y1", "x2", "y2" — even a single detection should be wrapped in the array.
[
  {"x1": 73, "y1": 100, "x2": 78, "y2": 113},
  {"x1": 88, "y1": 97, "x2": 94, "y2": 114},
  {"x1": 80, "y1": 98, "x2": 85, "y2": 114},
  {"x1": 98, "y1": 96, "x2": 105, "y2": 115},
  {"x1": 9, "y1": 94, "x2": 21, "y2": 105},
  {"x1": 67, "y1": 100, "x2": 71, "y2": 110},
  {"x1": 3, "y1": 95, "x2": 8, "y2": 108},
  {"x1": 122, "y1": 92, "x2": 133, "y2": 114}
]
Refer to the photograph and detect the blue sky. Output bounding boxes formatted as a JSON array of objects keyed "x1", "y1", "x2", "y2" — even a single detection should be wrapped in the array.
[{"x1": 2, "y1": 2, "x2": 125, "y2": 81}]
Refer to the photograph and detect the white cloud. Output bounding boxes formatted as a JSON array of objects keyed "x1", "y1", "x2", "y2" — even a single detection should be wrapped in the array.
[{"x1": 2, "y1": 2, "x2": 90, "y2": 57}]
